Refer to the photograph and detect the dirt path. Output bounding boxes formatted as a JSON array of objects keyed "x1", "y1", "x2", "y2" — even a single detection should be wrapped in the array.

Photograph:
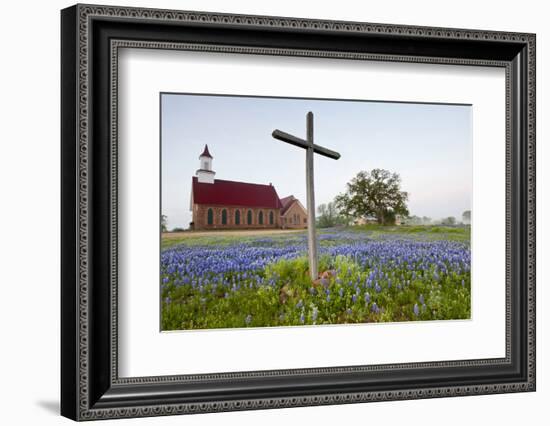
[{"x1": 162, "y1": 229, "x2": 305, "y2": 240}]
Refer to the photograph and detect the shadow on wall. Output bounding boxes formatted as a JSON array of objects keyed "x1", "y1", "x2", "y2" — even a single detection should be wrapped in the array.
[{"x1": 35, "y1": 400, "x2": 59, "y2": 416}]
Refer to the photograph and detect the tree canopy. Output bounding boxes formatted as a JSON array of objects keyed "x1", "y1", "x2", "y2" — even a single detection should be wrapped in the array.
[
  {"x1": 334, "y1": 169, "x2": 409, "y2": 225},
  {"x1": 316, "y1": 202, "x2": 347, "y2": 228},
  {"x1": 440, "y1": 216, "x2": 457, "y2": 226}
]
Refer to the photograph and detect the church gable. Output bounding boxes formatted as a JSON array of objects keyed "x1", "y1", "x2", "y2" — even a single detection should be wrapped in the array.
[{"x1": 280, "y1": 196, "x2": 308, "y2": 229}]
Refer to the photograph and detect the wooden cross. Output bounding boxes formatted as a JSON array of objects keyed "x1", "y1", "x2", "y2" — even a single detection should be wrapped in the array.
[{"x1": 272, "y1": 112, "x2": 341, "y2": 280}]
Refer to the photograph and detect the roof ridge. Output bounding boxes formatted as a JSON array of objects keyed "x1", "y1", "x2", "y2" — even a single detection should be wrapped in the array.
[
  {"x1": 213, "y1": 178, "x2": 275, "y2": 188},
  {"x1": 192, "y1": 176, "x2": 283, "y2": 209}
]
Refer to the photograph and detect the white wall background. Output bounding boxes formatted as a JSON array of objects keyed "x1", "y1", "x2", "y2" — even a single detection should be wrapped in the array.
[{"x1": 0, "y1": 0, "x2": 546, "y2": 424}]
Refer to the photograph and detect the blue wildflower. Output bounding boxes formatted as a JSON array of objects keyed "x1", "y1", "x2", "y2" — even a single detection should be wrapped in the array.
[{"x1": 312, "y1": 306, "x2": 318, "y2": 322}]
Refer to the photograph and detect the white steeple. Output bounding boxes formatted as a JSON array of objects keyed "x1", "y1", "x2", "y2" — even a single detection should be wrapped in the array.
[{"x1": 196, "y1": 144, "x2": 215, "y2": 183}]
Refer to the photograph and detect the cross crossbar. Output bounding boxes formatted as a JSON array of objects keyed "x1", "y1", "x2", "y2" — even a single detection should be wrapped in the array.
[{"x1": 272, "y1": 129, "x2": 341, "y2": 160}]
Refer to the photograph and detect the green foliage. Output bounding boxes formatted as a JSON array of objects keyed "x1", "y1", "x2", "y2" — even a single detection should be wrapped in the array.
[
  {"x1": 334, "y1": 169, "x2": 409, "y2": 225},
  {"x1": 316, "y1": 202, "x2": 347, "y2": 228},
  {"x1": 440, "y1": 216, "x2": 457, "y2": 226},
  {"x1": 161, "y1": 254, "x2": 471, "y2": 330},
  {"x1": 346, "y1": 224, "x2": 470, "y2": 242},
  {"x1": 402, "y1": 215, "x2": 432, "y2": 226}
]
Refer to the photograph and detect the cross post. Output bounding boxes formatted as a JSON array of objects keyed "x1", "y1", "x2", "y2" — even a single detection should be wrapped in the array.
[{"x1": 272, "y1": 112, "x2": 340, "y2": 280}]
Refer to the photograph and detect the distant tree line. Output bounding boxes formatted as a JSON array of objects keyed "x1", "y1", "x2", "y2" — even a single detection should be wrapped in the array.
[
  {"x1": 316, "y1": 202, "x2": 348, "y2": 228},
  {"x1": 316, "y1": 169, "x2": 471, "y2": 228},
  {"x1": 401, "y1": 210, "x2": 471, "y2": 226},
  {"x1": 161, "y1": 214, "x2": 186, "y2": 233}
]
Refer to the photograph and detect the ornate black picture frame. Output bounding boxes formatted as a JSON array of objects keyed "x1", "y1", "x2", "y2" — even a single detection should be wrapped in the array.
[{"x1": 61, "y1": 4, "x2": 536, "y2": 421}]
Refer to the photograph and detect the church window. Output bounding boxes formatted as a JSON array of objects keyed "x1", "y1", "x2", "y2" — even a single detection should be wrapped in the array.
[
  {"x1": 221, "y1": 209, "x2": 227, "y2": 225},
  {"x1": 269, "y1": 211, "x2": 274, "y2": 225},
  {"x1": 235, "y1": 210, "x2": 240, "y2": 225},
  {"x1": 207, "y1": 208, "x2": 214, "y2": 225},
  {"x1": 247, "y1": 210, "x2": 252, "y2": 225},
  {"x1": 259, "y1": 211, "x2": 263, "y2": 225}
]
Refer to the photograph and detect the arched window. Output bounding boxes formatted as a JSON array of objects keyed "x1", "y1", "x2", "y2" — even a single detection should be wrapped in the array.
[
  {"x1": 221, "y1": 209, "x2": 227, "y2": 225},
  {"x1": 269, "y1": 211, "x2": 274, "y2": 225},
  {"x1": 235, "y1": 210, "x2": 240, "y2": 225},
  {"x1": 207, "y1": 208, "x2": 214, "y2": 225},
  {"x1": 258, "y1": 211, "x2": 263, "y2": 225},
  {"x1": 247, "y1": 210, "x2": 252, "y2": 225}
]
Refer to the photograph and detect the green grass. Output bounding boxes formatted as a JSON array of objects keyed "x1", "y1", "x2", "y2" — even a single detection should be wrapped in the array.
[{"x1": 345, "y1": 224, "x2": 470, "y2": 241}]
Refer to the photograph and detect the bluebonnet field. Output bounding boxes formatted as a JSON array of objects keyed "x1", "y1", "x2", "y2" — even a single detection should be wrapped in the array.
[{"x1": 161, "y1": 226, "x2": 471, "y2": 330}]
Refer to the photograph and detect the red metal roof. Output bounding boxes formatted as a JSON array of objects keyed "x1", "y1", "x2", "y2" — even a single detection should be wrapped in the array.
[
  {"x1": 192, "y1": 177, "x2": 283, "y2": 209},
  {"x1": 199, "y1": 144, "x2": 213, "y2": 159}
]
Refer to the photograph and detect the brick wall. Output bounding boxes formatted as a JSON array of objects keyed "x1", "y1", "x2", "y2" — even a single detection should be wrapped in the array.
[
  {"x1": 192, "y1": 204, "x2": 281, "y2": 230},
  {"x1": 281, "y1": 201, "x2": 308, "y2": 229}
]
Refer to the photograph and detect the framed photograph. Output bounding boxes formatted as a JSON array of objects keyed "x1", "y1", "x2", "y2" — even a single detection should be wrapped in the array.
[{"x1": 61, "y1": 4, "x2": 536, "y2": 421}]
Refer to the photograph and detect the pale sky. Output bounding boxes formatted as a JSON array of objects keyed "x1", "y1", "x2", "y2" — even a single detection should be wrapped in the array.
[{"x1": 161, "y1": 93, "x2": 472, "y2": 230}]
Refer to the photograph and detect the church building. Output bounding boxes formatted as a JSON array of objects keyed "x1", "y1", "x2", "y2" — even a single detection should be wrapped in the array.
[
  {"x1": 190, "y1": 145, "x2": 308, "y2": 230},
  {"x1": 280, "y1": 196, "x2": 309, "y2": 229}
]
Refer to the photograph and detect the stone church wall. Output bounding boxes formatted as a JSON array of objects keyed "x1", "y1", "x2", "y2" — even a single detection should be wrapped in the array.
[
  {"x1": 192, "y1": 204, "x2": 281, "y2": 230},
  {"x1": 281, "y1": 202, "x2": 308, "y2": 229}
]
